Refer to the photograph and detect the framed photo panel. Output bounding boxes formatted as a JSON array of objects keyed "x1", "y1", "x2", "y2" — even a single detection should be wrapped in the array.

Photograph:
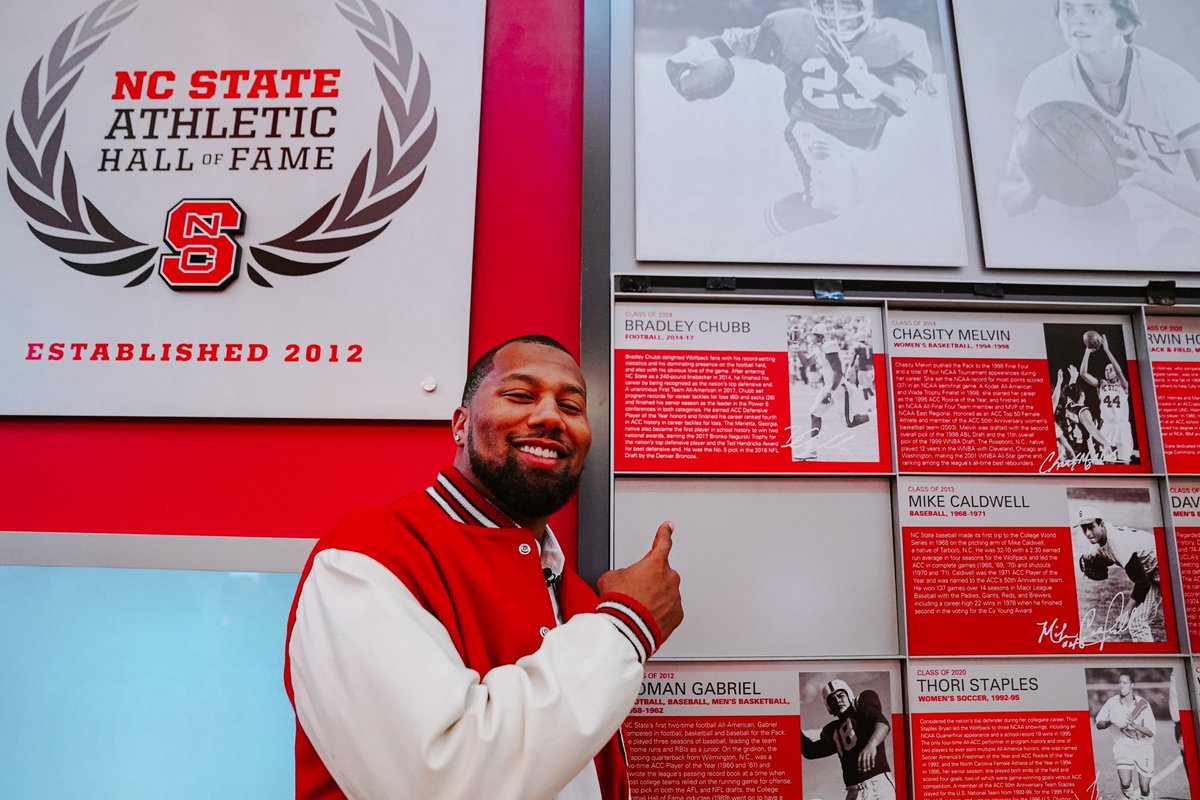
[
  {"x1": 900, "y1": 476, "x2": 1177, "y2": 656},
  {"x1": 1147, "y1": 317, "x2": 1200, "y2": 472},
  {"x1": 615, "y1": 301, "x2": 890, "y2": 474},
  {"x1": 634, "y1": 0, "x2": 970, "y2": 266},
  {"x1": 888, "y1": 309, "x2": 1150, "y2": 474},
  {"x1": 909, "y1": 658, "x2": 1196, "y2": 800},
  {"x1": 953, "y1": 0, "x2": 1200, "y2": 271},
  {"x1": 625, "y1": 661, "x2": 907, "y2": 800},
  {"x1": 1170, "y1": 479, "x2": 1200, "y2": 653}
]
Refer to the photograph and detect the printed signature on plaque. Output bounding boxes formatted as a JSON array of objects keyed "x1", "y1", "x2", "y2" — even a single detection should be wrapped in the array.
[
  {"x1": 1036, "y1": 593, "x2": 1136, "y2": 651},
  {"x1": 1072, "y1": 776, "x2": 1101, "y2": 800},
  {"x1": 779, "y1": 426, "x2": 857, "y2": 460},
  {"x1": 1039, "y1": 449, "x2": 1108, "y2": 474}
]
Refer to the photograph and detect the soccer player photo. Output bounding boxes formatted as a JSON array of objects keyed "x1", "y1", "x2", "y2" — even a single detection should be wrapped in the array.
[
  {"x1": 798, "y1": 670, "x2": 897, "y2": 800},
  {"x1": 1069, "y1": 487, "x2": 1166, "y2": 645},
  {"x1": 786, "y1": 312, "x2": 879, "y2": 462},
  {"x1": 1085, "y1": 667, "x2": 1190, "y2": 800},
  {"x1": 1043, "y1": 321, "x2": 1140, "y2": 468},
  {"x1": 954, "y1": 0, "x2": 1200, "y2": 270},
  {"x1": 634, "y1": 0, "x2": 970, "y2": 266}
]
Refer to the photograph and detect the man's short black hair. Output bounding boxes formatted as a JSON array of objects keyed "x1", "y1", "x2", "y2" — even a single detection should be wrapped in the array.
[{"x1": 461, "y1": 334, "x2": 574, "y2": 406}]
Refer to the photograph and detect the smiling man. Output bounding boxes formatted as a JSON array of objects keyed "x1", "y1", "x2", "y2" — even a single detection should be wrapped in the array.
[{"x1": 284, "y1": 334, "x2": 683, "y2": 800}]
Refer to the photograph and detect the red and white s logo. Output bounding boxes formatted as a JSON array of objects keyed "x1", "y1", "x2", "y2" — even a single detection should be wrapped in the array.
[{"x1": 159, "y1": 199, "x2": 246, "y2": 291}]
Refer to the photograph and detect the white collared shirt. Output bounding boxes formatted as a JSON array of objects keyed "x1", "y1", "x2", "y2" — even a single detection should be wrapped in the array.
[{"x1": 539, "y1": 531, "x2": 603, "y2": 800}]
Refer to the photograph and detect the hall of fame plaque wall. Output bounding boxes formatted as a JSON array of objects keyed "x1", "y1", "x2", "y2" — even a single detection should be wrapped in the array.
[
  {"x1": 613, "y1": 1, "x2": 1200, "y2": 797},
  {"x1": 613, "y1": 296, "x2": 1200, "y2": 799}
]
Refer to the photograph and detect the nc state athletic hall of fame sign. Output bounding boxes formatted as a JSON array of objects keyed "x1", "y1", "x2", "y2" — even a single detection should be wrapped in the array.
[{"x1": 0, "y1": 0, "x2": 485, "y2": 418}]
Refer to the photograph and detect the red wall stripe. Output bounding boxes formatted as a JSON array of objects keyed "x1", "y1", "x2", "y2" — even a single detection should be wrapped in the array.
[{"x1": 471, "y1": 0, "x2": 584, "y2": 362}]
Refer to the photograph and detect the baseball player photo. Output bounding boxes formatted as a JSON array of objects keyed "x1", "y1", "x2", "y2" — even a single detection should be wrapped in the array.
[
  {"x1": 786, "y1": 313, "x2": 878, "y2": 462},
  {"x1": 634, "y1": 0, "x2": 969, "y2": 266},
  {"x1": 954, "y1": 0, "x2": 1200, "y2": 270},
  {"x1": 1070, "y1": 488, "x2": 1165, "y2": 644},
  {"x1": 798, "y1": 671, "x2": 896, "y2": 800},
  {"x1": 1085, "y1": 667, "x2": 1190, "y2": 800},
  {"x1": 1044, "y1": 322, "x2": 1140, "y2": 467}
]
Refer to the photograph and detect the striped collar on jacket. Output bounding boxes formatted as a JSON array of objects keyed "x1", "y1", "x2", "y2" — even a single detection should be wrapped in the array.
[{"x1": 425, "y1": 466, "x2": 566, "y2": 587}]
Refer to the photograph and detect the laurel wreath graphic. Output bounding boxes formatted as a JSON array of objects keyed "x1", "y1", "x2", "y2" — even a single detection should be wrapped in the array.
[
  {"x1": 249, "y1": 0, "x2": 437, "y2": 286},
  {"x1": 4, "y1": 0, "x2": 436, "y2": 288},
  {"x1": 5, "y1": 0, "x2": 153, "y2": 286}
]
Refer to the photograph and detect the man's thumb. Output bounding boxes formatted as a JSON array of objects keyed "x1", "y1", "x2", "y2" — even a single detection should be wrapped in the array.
[{"x1": 650, "y1": 521, "x2": 675, "y2": 556}]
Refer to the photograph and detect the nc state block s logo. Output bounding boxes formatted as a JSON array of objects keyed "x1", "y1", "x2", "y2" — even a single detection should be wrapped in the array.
[{"x1": 159, "y1": 199, "x2": 245, "y2": 291}]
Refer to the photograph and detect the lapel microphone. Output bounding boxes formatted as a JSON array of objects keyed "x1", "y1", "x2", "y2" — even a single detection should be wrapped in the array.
[{"x1": 543, "y1": 568, "x2": 561, "y2": 587}]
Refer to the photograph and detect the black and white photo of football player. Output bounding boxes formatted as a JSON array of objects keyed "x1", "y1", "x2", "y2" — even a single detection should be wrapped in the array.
[
  {"x1": 787, "y1": 313, "x2": 878, "y2": 462},
  {"x1": 634, "y1": 0, "x2": 968, "y2": 266},
  {"x1": 798, "y1": 670, "x2": 896, "y2": 800}
]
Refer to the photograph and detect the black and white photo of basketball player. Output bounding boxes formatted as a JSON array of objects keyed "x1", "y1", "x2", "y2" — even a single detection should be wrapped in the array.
[
  {"x1": 1084, "y1": 667, "x2": 1190, "y2": 800},
  {"x1": 1069, "y1": 487, "x2": 1165, "y2": 644},
  {"x1": 798, "y1": 670, "x2": 897, "y2": 800},
  {"x1": 953, "y1": 0, "x2": 1200, "y2": 270},
  {"x1": 787, "y1": 313, "x2": 878, "y2": 462},
  {"x1": 1079, "y1": 331, "x2": 1136, "y2": 464},
  {"x1": 634, "y1": 0, "x2": 969, "y2": 266},
  {"x1": 1043, "y1": 322, "x2": 1139, "y2": 467}
]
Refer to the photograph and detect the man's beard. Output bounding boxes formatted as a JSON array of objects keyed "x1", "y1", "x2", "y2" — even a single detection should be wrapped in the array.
[{"x1": 468, "y1": 440, "x2": 582, "y2": 521}]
